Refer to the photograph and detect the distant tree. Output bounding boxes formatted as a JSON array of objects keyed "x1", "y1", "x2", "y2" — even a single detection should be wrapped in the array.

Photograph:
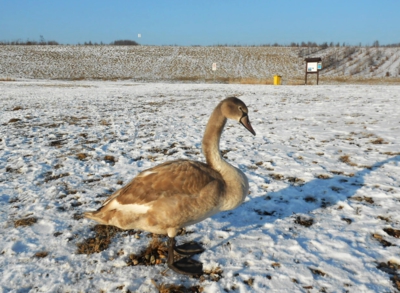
[
  {"x1": 111, "y1": 40, "x2": 139, "y2": 46},
  {"x1": 40, "y1": 35, "x2": 46, "y2": 45},
  {"x1": 372, "y1": 40, "x2": 380, "y2": 47},
  {"x1": 320, "y1": 42, "x2": 328, "y2": 49}
]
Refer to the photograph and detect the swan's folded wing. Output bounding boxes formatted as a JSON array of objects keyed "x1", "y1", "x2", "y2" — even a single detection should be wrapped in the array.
[{"x1": 106, "y1": 160, "x2": 223, "y2": 206}]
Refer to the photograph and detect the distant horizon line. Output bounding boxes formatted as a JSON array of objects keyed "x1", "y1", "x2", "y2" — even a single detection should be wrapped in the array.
[{"x1": 1, "y1": 39, "x2": 400, "y2": 48}]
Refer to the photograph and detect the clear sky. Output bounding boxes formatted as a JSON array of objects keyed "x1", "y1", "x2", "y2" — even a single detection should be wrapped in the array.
[{"x1": 1, "y1": 0, "x2": 399, "y2": 46}]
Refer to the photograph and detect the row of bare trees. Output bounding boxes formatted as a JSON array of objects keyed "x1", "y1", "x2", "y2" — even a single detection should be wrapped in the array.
[
  {"x1": 1, "y1": 36, "x2": 399, "y2": 47},
  {"x1": 0, "y1": 37, "x2": 139, "y2": 46}
]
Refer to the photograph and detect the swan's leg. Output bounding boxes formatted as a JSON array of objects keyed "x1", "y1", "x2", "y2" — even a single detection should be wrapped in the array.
[
  {"x1": 167, "y1": 237, "x2": 203, "y2": 276},
  {"x1": 174, "y1": 241, "x2": 205, "y2": 256}
]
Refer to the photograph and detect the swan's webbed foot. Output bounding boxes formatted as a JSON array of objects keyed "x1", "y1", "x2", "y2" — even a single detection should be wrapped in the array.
[
  {"x1": 174, "y1": 241, "x2": 205, "y2": 256},
  {"x1": 168, "y1": 237, "x2": 203, "y2": 276},
  {"x1": 168, "y1": 257, "x2": 203, "y2": 276}
]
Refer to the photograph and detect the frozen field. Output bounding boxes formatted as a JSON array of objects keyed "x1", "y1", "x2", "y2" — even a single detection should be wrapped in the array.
[{"x1": 1, "y1": 80, "x2": 399, "y2": 292}]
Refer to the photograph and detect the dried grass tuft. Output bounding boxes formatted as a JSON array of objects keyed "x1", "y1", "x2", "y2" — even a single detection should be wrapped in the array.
[
  {"x1": 339, "y1": 155, "x2": 358, "y2": 167},
  {"x1": 14, "y1": 217, "x2": 38, "y2": 227}
]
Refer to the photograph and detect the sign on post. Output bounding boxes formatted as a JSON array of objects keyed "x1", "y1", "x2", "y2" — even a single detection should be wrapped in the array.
[
  {"x1": 304, "y1": 58, "x2": 322, "y2": 85},
  {"x1": 212, "y1": 63, "x2": 217, "y2": 71}
]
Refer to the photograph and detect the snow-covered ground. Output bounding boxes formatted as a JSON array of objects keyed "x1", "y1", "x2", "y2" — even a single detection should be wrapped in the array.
[{"x1": 1, "y1": 80, "x2": 399, "y2": 292}]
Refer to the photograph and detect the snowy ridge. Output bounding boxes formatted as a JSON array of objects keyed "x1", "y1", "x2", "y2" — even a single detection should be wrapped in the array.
[
  {"x1": 1, "y1": 45, "x2": 399, "y2": 83},
  {"x1": 1, "y1": 81, "x2": 400, "y2": 292}
]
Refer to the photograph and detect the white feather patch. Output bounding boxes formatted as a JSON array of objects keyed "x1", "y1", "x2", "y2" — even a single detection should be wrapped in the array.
[
  {"x1": 109, "y1": 200, "x2": 151, "y2": 214},
  {"x1": 139, "y1": 170, "x2": 157, "y2": 177}
]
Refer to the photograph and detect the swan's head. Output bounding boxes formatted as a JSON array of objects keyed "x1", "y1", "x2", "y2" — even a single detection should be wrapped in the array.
[{"x1": 221, "y1": 97, "x2": 256, "y2": 136}]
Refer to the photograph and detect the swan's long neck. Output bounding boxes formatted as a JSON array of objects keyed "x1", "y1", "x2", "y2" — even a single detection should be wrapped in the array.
[
  {"x1": 202, "y1": 104, "x2": 226, "y2": 171},
  {"x1": 202, "y1": 103, "x2": 249, "y2": 211}
]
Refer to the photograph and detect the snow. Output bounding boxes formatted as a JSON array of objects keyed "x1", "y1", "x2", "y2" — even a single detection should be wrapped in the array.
[{"x1": 1, "y1": 80, "x2": 400, "y2": 292}]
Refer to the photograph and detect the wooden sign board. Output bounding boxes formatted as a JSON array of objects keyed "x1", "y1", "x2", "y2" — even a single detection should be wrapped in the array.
[{"x1": 304, "y1": 57, "x2": 322, "y2": 85}]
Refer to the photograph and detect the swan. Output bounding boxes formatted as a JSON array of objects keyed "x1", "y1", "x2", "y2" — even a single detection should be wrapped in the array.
[{"x1": 84, "y1": 97, "x2": 256, "y2": 275}]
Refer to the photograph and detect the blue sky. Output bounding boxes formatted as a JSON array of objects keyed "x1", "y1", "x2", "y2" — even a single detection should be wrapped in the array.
[{"x1": 1, "y1": 0, "x2": 399, "y2": 46}]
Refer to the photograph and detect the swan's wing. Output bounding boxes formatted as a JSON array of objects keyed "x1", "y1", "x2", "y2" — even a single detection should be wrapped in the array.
[{"x1": 103, "y1": 160, "x2": 223, "y2": 206}]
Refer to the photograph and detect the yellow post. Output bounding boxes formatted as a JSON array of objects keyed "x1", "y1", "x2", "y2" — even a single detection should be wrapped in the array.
[{"x1": 273, "y1": 75, "x2": 282, "y2": 85}]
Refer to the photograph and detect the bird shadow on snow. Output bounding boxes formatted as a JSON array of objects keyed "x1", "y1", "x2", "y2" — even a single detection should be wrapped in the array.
[{"x1": 210, "y1": 155, "x2": 400, "y2": 244}]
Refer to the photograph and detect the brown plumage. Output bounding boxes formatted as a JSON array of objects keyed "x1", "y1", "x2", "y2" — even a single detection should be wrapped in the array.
[{"x1": 84, "y1": 97, "x2": 256, "y2": 275}]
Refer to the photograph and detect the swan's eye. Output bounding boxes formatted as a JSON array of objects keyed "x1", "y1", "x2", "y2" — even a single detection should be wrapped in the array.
[{"x1": 238, "y1": 106, "x2": 243, "y2": 112}]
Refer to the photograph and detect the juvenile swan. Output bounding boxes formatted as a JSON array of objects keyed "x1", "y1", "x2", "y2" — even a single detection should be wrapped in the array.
[{"x1": 84, "y1": 97, "x2": 256, "y2": 275}]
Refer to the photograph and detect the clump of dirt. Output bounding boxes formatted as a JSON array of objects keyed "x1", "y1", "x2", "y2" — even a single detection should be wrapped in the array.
[
  {"x1": 104, "y1": 155, "x2": 117, "y2": 165},
  {"x1": 294, "y1": 216, "x2": 314, "y2": 227},
  {"x1": 309, "y1": 267, "x2": 327, "y2": 277},
  {"x1": 383, "y1": 228, "x2": 400, "y2": 238},
  {"x1": 44, "y1": 172, "x2": 70, "y2": 183},
  {"x1": 372, "y1": 233, "x2": 394, "y2": 247},
  {"x1": 127, "y1": 235, "x2": 168, "y2": 266},
  {"x1": 377, "y1": 261, "x2": 400, "y2": 291},
  {"x1": 339, "y1": 155, "x2": 358, "y2": 167},
  {"x1": 287, "y1": 177, "x2": 305, "y2": 185},
  {"x1": 243, "y1": 277, "x2": 254, "y2": 286},
  {"x1": 317, "y1": 174, "x2": 331, "y2": 180},
  {"x1": 151, "y1": 279, "x2": 203, "y2": 293},
  {"x1": 351, "y1": 196, "x2": 374, "y2": 204},
  {"x1": 14, "y1": 217, "x2": 38, "y2": 227},
  {"x1": 304, "y1": 196, "x2": 317, "y2": 203},
  {"x1": 270, "y1": 173, "x2": 284, "y2": 180},
  {"x1": 34, "y1": 251, "x2": 49, "y2": 258},
  {"x1": 76, "y1": 225, "x2": 123, "y2": 254},
  {"x1": 76, "y1": 153, "x2": 88, "y2": 160},
  {"x1": 49, "y1": 139, "x2": 67, "y2": 147},
  {"x1": 202, "y1": 267, "x2": 223, "y2": 282},
  {"x1": 341, "y1": 218, "x2": 353, "y2": 224},
  {"x1": 254, "y1": 209, "x2": 275, "y2": 216},
  {"x1": 370, "y1": 138, "x2": 387, "y2": 144}
]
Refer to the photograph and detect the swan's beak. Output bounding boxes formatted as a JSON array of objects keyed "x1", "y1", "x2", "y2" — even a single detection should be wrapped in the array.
[{"x1": 240, "y1": 115, "x2": 256, "y2": 136}]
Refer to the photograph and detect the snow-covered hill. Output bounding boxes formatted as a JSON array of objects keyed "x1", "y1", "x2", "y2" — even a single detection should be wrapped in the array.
[{"x1": 1, "y1": 45, "x2": 399, "y2": 83}]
